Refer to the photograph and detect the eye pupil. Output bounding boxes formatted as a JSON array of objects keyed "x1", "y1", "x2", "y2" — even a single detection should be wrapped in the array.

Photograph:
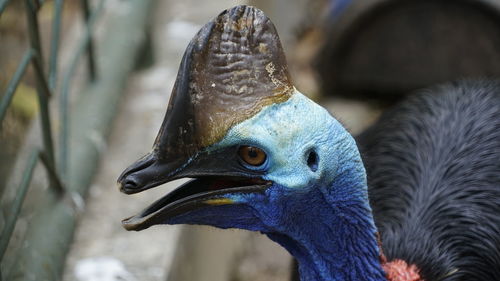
[
  {"x1": 248, "y1": 148, "x2": 258, "y2": 158},
  {"x1": 238, "y1": 146, "x2": 266, "y2": 166}
]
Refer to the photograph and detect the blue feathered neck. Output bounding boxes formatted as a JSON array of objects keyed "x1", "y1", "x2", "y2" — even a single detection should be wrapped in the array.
[{"x1": 265, "y1": 166, "x2": 387, "y2": 280}]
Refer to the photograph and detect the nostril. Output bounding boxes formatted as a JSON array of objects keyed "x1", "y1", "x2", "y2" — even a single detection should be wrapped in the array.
[
  {"x1": 117, "y1": 152, "x2": 162, "y2": 194},
  {"x1": 119, "y1": 176, "x2": 142, "y2": 194},
  {"x1": 124, "y1": 179, "x2": 138, "y2": 189}
]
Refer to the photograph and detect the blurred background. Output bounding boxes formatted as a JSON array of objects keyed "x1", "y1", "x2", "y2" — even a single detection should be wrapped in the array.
[{"x1": 1, "y1": 0, "x2": 500, "y2": 280}]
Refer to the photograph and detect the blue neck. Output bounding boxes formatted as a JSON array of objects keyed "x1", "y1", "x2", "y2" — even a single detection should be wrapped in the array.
[{"x1": 265, "y1": 171, "x2": 387, "y2": 281}]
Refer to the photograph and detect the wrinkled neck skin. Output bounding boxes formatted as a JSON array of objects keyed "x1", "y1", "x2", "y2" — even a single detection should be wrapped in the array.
[{"x1": 265, "y1": 164, "x2": 386, "y2": 281}]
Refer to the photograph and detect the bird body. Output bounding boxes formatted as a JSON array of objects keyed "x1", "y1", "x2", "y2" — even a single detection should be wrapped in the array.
[
  {"x1": 117, "y1": 6, "x2": 500, "y2": 281},
  {"x1": 360, "y1": 81, "x2": 500, "y2": 281}
]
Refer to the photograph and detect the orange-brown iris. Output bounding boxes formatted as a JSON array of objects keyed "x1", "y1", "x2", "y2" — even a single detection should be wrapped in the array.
[{"x1": 238, "y1": 146, "x2": 267, "y2": 166}]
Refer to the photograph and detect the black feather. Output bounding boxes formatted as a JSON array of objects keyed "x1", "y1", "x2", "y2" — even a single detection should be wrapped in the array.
[{"x1": 358, "y1": 80, "x2": 500, "y2": 281}]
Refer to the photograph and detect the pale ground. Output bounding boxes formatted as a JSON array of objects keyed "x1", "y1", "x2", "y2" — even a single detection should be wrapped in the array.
[{"x1": 63, "y1": 1, "x2": 380, "y2": 281}]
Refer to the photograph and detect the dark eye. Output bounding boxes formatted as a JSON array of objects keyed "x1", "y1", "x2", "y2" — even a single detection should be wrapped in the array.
[{"x1": 238, "y1": 146, "x2": 267, "y2": 166}]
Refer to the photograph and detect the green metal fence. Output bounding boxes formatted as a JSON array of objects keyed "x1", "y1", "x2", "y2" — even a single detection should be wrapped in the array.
[{"x1": 0, "y1": 0, "x2": 103, "y2": 279}]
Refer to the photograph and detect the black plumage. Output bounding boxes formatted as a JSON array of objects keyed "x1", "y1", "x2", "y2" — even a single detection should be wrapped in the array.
[{"x1": 358, "y1": 80, "x2": 500, "y2": 281}]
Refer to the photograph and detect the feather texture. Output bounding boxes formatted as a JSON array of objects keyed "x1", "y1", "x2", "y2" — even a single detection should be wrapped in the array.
[{"x1": 358, "y1": 80, "x2": 500, "y2": 281}]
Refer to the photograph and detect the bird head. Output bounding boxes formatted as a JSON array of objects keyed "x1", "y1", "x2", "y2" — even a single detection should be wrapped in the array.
[{"x1": 118, "y1": 5, "x2": 366, "y2": 236}]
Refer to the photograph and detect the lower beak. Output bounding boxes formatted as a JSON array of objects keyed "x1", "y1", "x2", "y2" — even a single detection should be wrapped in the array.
[{"x1": 121, "y1": 178, "x2": 271, "y2": 231}]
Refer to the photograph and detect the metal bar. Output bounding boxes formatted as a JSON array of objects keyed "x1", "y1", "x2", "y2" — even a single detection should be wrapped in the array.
[
  {"x1": 81, "y1": 0, "x2": 97, "y2": 80},
  {"x1": 39, "y1": 151, "x2": 65, "y2": 193},
  {"x1": 24, "y1": 0, "x2": 44, "y2": 68},
  {"x1": 48, "y1": 0, "x2": 64, "y2": 90},
  {"x1": 24, "y1": 0, "x2": 58, "y2": 184},
  {"x1": 31, "y1": 53, "x2": 57, "y2": 166},
  {"x1": 0, "y1": 49, "x2": 35, "y2": 125},
  {"x1": 58, "y1": 0, "x2": 105, "y2": 177},
  {"x1": 0, "y1": 150, "x2": 39, "y2": 261},
  {"x1": 30, "y1": 55, "x2": 51, "y2": 98}
]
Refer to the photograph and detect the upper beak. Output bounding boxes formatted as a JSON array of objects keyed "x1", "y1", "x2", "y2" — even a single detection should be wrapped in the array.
[{"x1": 118, "y1": 145, "x2": 267, "y2": 195}]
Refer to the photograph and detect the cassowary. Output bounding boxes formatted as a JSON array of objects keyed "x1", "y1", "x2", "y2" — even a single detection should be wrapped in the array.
[{"x1": 117, "y1": 6, "x2": 500, "y2": 281}]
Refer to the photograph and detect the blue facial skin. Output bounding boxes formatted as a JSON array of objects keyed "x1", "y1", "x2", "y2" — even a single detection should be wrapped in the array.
[{"x1": 167, "y1": 92, "x2": 387, "y2": 281}]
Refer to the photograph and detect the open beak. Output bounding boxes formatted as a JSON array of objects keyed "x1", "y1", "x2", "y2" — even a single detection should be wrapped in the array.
[
  {"x1": 117, "y1": 145, "x2": 272, "y2": 231},
  {"x1": 118, "y1": 149, "x2": 271, "y2": 231}
]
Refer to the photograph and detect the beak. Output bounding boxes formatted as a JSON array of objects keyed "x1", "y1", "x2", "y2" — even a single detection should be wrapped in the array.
[{"x1": 118, "y1": 147, "x2": 271, "y2": 231}]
